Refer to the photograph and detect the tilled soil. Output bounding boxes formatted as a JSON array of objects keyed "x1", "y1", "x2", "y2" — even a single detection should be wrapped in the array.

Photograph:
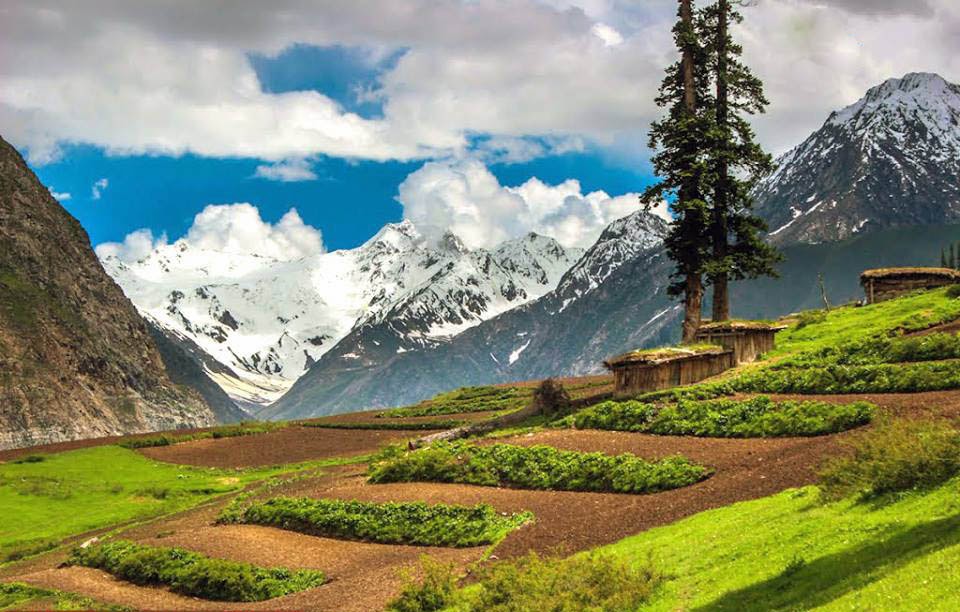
[
  {"x1": 308, "y1": 408, "x2": 500, "y2": 426},
  {"x1": 138, "y1": 426, "x2": 433, "y2": 468},
  {"x1": 7, "y1": 389, "x2": 958, "y2": 611}
]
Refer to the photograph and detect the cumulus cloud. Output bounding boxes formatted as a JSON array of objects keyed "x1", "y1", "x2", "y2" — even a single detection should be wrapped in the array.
[
  {"x1": 253, "y1": 158, "x2": 318, "y2": 182},
  {"x1": 1, "y1": 0, "x2": 957, "y2": 165},
  {"x1": 96, "y1": 203, "x2": 325, "y2": 263},
  {"x1": 95, "y1": 228, "x2": 167, "y2": 262},
  {"x1": 397, "y1": 159, "x2": 655, "y2": 249},
  {"x1": 91, "y1": 177, "x2": 109, "y2": 200}
]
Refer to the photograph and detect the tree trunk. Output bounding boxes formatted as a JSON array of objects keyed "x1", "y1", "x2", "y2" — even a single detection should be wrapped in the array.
[
  {"x1": 711, "y1": 0, "x2": 731, "y2": 323},
  {"x1": 679, "y1": 0, "x2": 703, "y2": 340},
  {"x1": 682, "y1": 271, "x2": 704, "y2": 343}
]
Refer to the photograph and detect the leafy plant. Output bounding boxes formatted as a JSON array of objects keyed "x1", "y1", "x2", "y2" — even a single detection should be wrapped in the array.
[
  {"x1": 368, "y1": 441, "x2": 710, "y2": 494},
  {"x1": 218, "y1": 497, "x2": 532, "y2": 547},
  {"x1": 388, "y1": 552, "x2": 661, "y2": 612},
  {"x1": 575, "y1": 396, "x2": 873, "y2": 438},
  {"x1": 68, "y1": 540, "x2": 326, "y2": 602},
  {"x1": 819, "y1": 417, "x2": 960, "y2": 501}
]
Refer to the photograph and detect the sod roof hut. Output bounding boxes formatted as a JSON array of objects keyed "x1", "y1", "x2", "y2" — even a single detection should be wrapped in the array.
[
  {"x1": 860, "y1": 267, "x2": 960, "y2": 304},
  {"x1": 695, "y1": 321, "x2": 784, "y2": 364},
  {"x1": 604, "y1": 345, "x2": 735, "y2": 398}
]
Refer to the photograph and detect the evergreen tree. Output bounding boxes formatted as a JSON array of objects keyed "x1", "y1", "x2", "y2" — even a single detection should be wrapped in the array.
[
  {"x1": 942, "y1": 247, "x2": 948, "y2": 268},
  {"x1": 642, "y1": 0, "x2": 713, "y2": 343},
  {"x1": 700, "y1": 0, "x2": 781, "y2": 322},
  {"x1": 951, "y1": 244, "x2": 956, "y2": 270}
]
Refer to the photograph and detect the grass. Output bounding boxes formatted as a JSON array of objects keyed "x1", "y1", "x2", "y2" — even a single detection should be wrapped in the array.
[
  {"x1": 819, "y1": 417, "x2": 960, "y2": 500},
  {"x1": 218, "y1": 497, "x2": 533, "y2": 547},
  {"x1": 574, "y1": 396, "x2": 874, "y2": 438},
  {"x1": 379, "y1": 386, "x2": 531, "y2": 419},
  {"x1": 68, "y1": 540, "x2": 325, "y2": 602},
  {"x1": 368, "y1": 441, "x2": 710, "y2": 494},
  {"x1": 0, "y1": 581, "x2": 129, "y2": 611},
  {"x1": 429, "y1": 477, "x2": 960, "y2": 611},
  {"x1": 0, "y1": 445, "x2": 351, "y2": 564},
  {"x1": 301, "y1": 420, "x2": 468, "y2": 431},
  {"x1": 117, "y1": 421, "x2": 287, "y2": 449}
]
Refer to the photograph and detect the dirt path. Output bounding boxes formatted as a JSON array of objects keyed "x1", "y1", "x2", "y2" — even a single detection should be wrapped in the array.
[{"x1": 138, "y1": 426, "x2": 433, "y2": 468}]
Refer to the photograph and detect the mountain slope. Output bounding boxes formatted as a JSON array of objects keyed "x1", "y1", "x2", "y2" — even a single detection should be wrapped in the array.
[
  {"x1": 0, "y1": 136, "x2": 216, "y2": 450},
  {"x1": 104, "y1": 222, "x2": 580, "y2": 409},
  {"x1": 754, "y1": 72, "x2": 960, "y2": 244},
  {"x1": 268, "y1": 211, "x2": 675, "y2": 418}
]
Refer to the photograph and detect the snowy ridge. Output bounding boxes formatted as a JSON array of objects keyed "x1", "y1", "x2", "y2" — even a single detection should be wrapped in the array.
[
  {"x1": 102, "y1": 221, "x2": 580, "y2": 407},
  {"x1": 754, "y1": 72, "x2": 960, "y2": 245}
]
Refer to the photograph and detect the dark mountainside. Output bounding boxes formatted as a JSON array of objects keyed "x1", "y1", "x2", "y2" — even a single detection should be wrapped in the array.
[
  {"x1": 267, "y1": 72, "x2": 960, "y2": 419},
  {"x1": 753, "y1": 73, "x2": 960, "y2": 245},
  {"x1": 0, "y1": 135, "x2": 217, "y2": 450},
  {"x1": 146, "y1": 321, "x2": 249, "y2": 424}
]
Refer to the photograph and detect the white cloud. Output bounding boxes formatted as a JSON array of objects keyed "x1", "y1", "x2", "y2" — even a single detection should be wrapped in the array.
[
  {"x1": 47, "y1": 187, "x2": 71, "y2": 201},
  {"x1": 96, "y1": 203, "x2": 325, "y2": 263},
  {"x1": 592, "y1": 23, "x2": 624, "y2": 46},
  {"x1": 253, "y1": 159, "x2": 318, "y2": 182},
  {"x1": 91, "y1": 177, "x2": 109, "y2": 200},
  {"x1": 95, "y1": 228, "x2": 167, "y2": 262},
  {"x1": 397, "y1": 158, "x2": 646, "y2": 249},
  {"x1": 0, "y1": 1, "x2": 957, "y2": 165}
]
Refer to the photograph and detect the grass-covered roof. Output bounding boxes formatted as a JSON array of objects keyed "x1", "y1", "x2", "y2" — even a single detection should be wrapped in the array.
[
  {"x1": 605, "y1": 344, "x2": 728, "y2": 368},
  {"x1": 860, "y1": 267, "x2": 960, "y2": 281}
]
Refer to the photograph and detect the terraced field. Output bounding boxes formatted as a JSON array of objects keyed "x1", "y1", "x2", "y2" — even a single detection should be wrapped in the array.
[{"x1": 4, "y1": 289, "x2": 960, "y2": 610}]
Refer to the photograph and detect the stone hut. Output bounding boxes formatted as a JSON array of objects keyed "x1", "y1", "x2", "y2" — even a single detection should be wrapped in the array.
[
  {"x1": 694, "y1": 321, "x2": 784, "y2": 364},
  {"x1": 860, "y1": 267, "x2": 960, "y2": 304},
  {"x1": 604, "y1": 345, "x2": 735, "y2": 398}
]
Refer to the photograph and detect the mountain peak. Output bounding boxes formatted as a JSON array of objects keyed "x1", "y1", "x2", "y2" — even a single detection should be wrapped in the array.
[
  {"x1": 828, "y1": 72, "x2": 960, "y2": 129},
  {"x1": 364, "y1": 219, "x2": 422, "y2": 250}
]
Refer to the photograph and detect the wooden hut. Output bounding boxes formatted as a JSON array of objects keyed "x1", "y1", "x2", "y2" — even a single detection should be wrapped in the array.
[
  {"x1": 604, "y1": 345, "x2": 735, "y2": 398},
  {"x1": 860, "y1": 267, "x2": 960, "y2": 304},
  {"x1": 695, "y1": 321, "x2": 784, "y2": 364}
]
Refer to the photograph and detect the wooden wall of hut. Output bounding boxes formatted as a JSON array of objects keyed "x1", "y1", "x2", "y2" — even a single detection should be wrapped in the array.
[
  {"x1": 695, "y1": 329, "x2": 777, "y2": 364},
  {"x1": 864, "y1": 277, "x2": 958, "y2": 304},
  {"x1": 611, "y1": 350, "x2": 735, "y2": 398}
]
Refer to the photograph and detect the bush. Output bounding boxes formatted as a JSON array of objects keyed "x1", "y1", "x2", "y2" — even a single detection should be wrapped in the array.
[
  {"x1": 735, "y1": 360, "x2": 960, "y2": 395},
  {"x1": 68, "y1": 540, "x2": 325, "y2": 602},
  {"x1": 388, "y1": 553, "x2": 660, "y2": 612},
  {"x1": 946, "y1": 284, "x2": 960, "y2": 299},
  {"x1": 368, "y1": 442, "x2": 710, "y2": 494},
  {"x1": 818, "y1": 418, "x2": 960, "y2": 500},
  {"x1": 387, "y1": 556, "x2": 459, "y2": 612},
  {"x1": 575, "y1": 396, "x2": 874, "y2": 438},
  {"x1": 118, "y1": 422, "x2": 285, "y2": 449},
  {"x1": 217, "y1": 497, "x2": 532, "y2": 547},
  {"x1": 532, "y1": 378, "x2": 571, "y2": 417}
]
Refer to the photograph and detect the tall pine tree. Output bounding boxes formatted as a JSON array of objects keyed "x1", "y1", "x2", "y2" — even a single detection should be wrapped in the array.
[
  {"x1": 642, "y1": 0, "x2": 713, "y2": 343},
  {"x1": 700, "y1": 0, "x2": 781, "y2": 322}
]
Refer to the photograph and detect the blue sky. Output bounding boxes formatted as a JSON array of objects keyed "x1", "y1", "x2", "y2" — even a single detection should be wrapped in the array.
[{"x1": 28, "y1": 41, "x2": 656, "y2": 251}]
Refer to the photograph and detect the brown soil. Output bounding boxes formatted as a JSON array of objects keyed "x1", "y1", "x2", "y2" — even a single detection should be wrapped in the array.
[
  {"x1": 139, "y1": 426, "x2": 434, "y2": 468},
  {"x1": 6, "y1": 389, "x2": 957, "y2": 611},
  {"x1": 906, "y1": 318, "x2": 960, "y2": 336}
]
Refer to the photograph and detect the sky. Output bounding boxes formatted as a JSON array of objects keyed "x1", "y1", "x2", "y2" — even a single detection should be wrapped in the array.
[{"x1": 1, "y1": 0, "x2": 958, "y2": 259}]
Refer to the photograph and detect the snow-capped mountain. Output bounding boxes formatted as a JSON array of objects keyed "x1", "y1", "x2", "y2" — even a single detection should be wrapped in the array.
[
  {"x1": 268, "y1": 210, "x2": 672, "y2": 418},
  {"x1": 754, "y1": 72, "x2": 960, "y2": 244},
  {"x1": 101, "y1": 221, "x2": 581, "y2": 409}
]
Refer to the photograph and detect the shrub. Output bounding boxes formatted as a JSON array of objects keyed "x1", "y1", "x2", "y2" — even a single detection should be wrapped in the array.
[
  {"x1": 532, "y1": 378, "x2": 571, "y2": 417},
  {"x1": 388, "y1": 553, "x2": 660, "y2": 612},
  {"x1": 217, "y1": 497, "x2": 532, "y2": 547},
  {"x1": 117, "y1": 422, "x2": 285, "y2": 449},
  {"x1": 11, "y1": 454, "x2": 46, "y2": 464},
  {"x1": 575, "y1": 397, "x2": 874, "y2": 438},
  {"x1": 68, "y1": 540, "x2": 325, "y2": 602},
  {"x1": 368, "y1": 442, "x2": 710, "y2": 494},
  {"x1": 735, "y1": 360, "x2": 960, "y2": 395},
  {"x1": 946, "y1": 284, "x2": 960, "y2": 299},
  {"x1": 387, "y1": 556, "x2": 459, "y2": 612},
  {"x1": 818, "y1": 417, "x2": 960, "y2": 501}
]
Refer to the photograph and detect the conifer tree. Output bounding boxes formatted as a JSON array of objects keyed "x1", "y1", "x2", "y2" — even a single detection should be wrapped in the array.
[
  {"x1": 951, "y1": 244, "x2": 956, "y2": 270},
  {"x1": 642, "y1": 0, "x2": 712, "y2": 343},
  {"x1": 700, "y1": 0, "x2": 781, "y2": 322},
  {"x1": 942, "y1": 247, "x2": 948, "y2": 268}
]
